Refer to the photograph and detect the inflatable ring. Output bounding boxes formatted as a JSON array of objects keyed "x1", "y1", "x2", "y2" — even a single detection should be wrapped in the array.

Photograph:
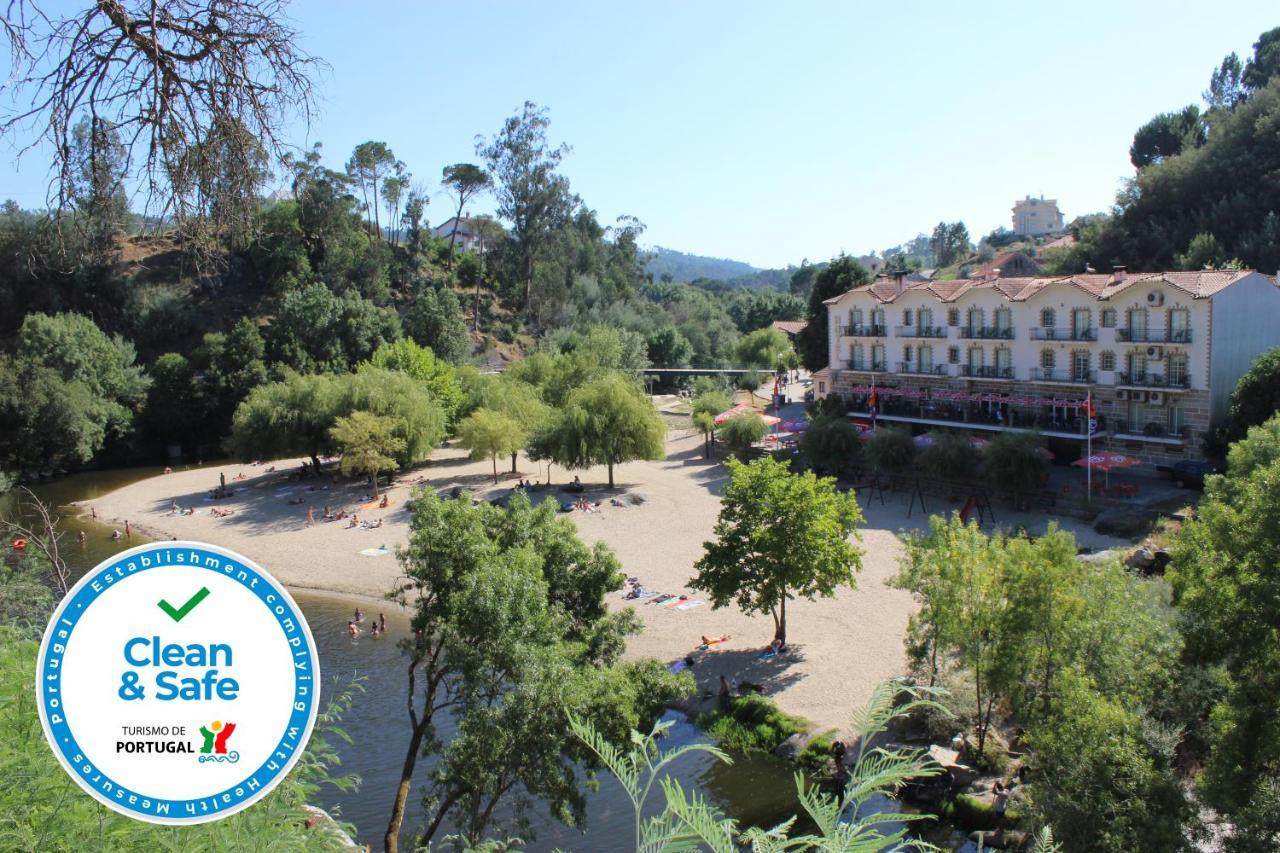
[{"x1": 12, "y1": 538, "x2": 27, "y2": 551}]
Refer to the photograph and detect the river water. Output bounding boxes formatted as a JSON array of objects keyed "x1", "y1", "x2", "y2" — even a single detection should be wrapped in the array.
[{"x1": 4, "y1": 469, "x2": 950, "y2": 850}]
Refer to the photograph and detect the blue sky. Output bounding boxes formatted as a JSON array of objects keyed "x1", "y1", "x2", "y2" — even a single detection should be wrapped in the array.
[{"x1": 3, "y1": 1, "x2": 1276, "y2": 268}]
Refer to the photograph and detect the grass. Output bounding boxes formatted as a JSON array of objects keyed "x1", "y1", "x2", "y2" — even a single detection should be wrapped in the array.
[
  {"x1": 942, "y1": 792, "x2": 1021, "y2": 832},
  {"x1": 796, "y1": 731, "x2": 838, "y2": 776},
  {"x1": 697, "y1": 693, "x2": 809, "y2": 753}
]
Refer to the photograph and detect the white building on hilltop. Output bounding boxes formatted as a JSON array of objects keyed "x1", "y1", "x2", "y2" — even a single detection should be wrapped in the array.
[
  {"x1": 820, "y1": 268, "x2": 1280, "y2": 466},
  {"x1": 1012, "y1": 195, "x2": 1065, "y2": 236}
]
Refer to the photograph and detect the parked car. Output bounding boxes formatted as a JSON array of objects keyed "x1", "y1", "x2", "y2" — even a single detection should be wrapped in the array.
[{"x1": 1171, "y1": 459, "x2": 1222, "y2": 489}]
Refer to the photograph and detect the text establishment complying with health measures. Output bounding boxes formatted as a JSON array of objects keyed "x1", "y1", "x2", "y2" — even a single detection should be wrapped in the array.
[{"x1": 36, "y1": 541, "x2": 320, "y2": 824}]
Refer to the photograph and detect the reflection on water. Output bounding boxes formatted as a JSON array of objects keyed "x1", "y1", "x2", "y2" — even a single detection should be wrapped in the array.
[{"x1": 5, "y1": 468, "x2": 935, "y2": 850}]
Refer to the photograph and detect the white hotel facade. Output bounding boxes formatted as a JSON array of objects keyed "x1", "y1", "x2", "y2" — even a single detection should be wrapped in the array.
[{"x1": 816, "y1": 269, "x2": 1280, "y2": 466}]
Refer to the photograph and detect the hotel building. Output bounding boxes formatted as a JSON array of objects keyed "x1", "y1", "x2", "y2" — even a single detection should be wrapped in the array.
[{"x1": 814, "y1": 269, "x2": 1280, "y2": 465}]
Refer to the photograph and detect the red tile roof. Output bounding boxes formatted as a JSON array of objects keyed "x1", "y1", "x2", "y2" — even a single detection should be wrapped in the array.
[
  {"x1": 975, "y1": 251, "x2": 1042, "y2": 277},
  {"x1": 824, "y1": 270, "x2": 1266, "y2": 305},
  {"x1": 771, "y1": 320, "x2": 808, "y2": 335}
]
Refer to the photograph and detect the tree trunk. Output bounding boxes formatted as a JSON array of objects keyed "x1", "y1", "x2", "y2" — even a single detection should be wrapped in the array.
[
  {"x1": 607, "y1": 462, "x2": 614, "y2": 489},
  {"x1": 385, "y1": 717, "x2": 431, "y2": 853},
  {"x1": 310, "y1": 450, "x2": 322, "y2": 476},
  {"x1": 510, "y1": 452, "x2": 518, "y2": 474},
  {"x1": 447, "y1": 201, "x2": 465, "y2": 270},
  {"x1": 372, "y1": 182, "x2": 382, "y2": 240},
  {"x1": 492, "y1": 455, "x2": 498, "y2": 484},
  {"x1": 777, "y1": 592, "x2": 787, "y2": 645},
  {"x1": 371, "y1": 470, "x2": 380, "y2": 499}
]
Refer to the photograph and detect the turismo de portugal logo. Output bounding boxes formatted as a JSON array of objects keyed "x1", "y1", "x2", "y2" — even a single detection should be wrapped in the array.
[{"x1": 36, "y1": 542, "x2": 320, "y2": 824}]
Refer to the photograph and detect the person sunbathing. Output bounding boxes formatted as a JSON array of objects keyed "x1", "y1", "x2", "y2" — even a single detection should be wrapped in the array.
[
  {"x1": 369, "y1": 518, "x2": 383, "y2": 529},
  {"x1": 347, "y1": 514, "x2": 360, "y2": 528},
  {"x1": 379, "y1": 494, "x2": 389, "y2": 508}
]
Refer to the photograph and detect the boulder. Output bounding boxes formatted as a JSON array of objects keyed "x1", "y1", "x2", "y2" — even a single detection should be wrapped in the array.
[
  {"x1": 774, "y1": 732, "x2": 811, "y2": 761},
  {"x1": 1125, "y1": 547, "x2": 1155, "y2": 569},
  {"x1": 927, "y1": 744, "x2": 978, "y2": 787}
]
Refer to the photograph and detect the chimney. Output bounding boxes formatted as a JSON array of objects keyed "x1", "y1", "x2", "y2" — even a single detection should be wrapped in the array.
[
  {"x1": 992, "y1": 267, "x2": 1002, "y2": 279},
  {"x1": 1110, "y1": 265, "x2": 1126, "y2": 285},
  {"x1": 893, "y1": 270, "x2": 906, "y2": 295}
]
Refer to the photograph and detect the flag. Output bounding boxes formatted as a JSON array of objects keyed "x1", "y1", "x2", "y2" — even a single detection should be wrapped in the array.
[
  {"x1": 868, "y1": 382, "x2": 878, "y2": 427},
  {"x1": 1085, "y1": 391, "x2": 1098, "y2": 435}
]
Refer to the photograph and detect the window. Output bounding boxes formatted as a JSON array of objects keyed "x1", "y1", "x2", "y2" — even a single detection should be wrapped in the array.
[
  {"x1": 1072, "y1": 350, "x2": 1091, "y2": 381},
  {"x1": 1167, "y1": 402, "x2": 1184, "y2": 435},
  {"x1": 967, "y1": 307, "x2": 984, "y2": 331},
  {"x1": 948, "y1": 346, "x2": 960, "y2": 364},
  {"x1": 947, "y1": 308, "x2": 960, "y2": 327},
  {"x1": 1168, "y1": 353, "x2": 1189, "y2": 386},
  {"x1": 871, "y1": 309, "x2": 885, "y2": 329},
  {"x1": 850, "y1": 343, "x2": 863, "y2": 367},
  {"x1": 851, "y1": 308, "x2": 863, "y2": 327},
  {"x1": 967, "y1": 347, "x2": 983, "y2": 371},
  {"x1": 995, "y1": 348, "x2": 1012, "y2": 374},
  {"x1": 994, "y1": 307, "x2": 1012, "y2": 332},
  {"x1": 1071, "y1": 308, "x2": 1091, "y2": 337},
  {"x1": 1040, "y1": 308, "x2": 1056, "y2": 328},
  {"x1": 1127, "y1": 352, "x2": 1147, "y2": 379},
  {"x1": 903, "y1": 345, "x2": 913, "y2": 362},
  {"x1": 902, "y1": 309, "x2": 913, "y2": 326},
  {"x1": 1101, "y1": 308, "x2": 1116, "y2": 328},
  {"x1": 919, "y1": 308, "x2": 933, "y2": 330},
  {"x1": 1040, "y1": 349, "x2": 1056, "y2": 369},
  {"x1": 1126, "y1": 308, "x2": 1148, "y2": 338},
  {"x1": 1100, "y1": 351, "x2": 1116, "y2": 371},
  {"x1": 1169, "y1": 308, "x2": 1190, "y2": 342},
  {"x1": 919, "y1": 346, "x2": 933, "y2": 371},
  {"x1": 871, "y1": 344, "x2": 885, "y2": 368}
]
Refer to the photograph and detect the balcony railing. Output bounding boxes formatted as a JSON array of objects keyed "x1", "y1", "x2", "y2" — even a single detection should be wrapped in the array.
[
  {"x1": 1110, "y1": 421, "x2": 1192, "y2": 441},
  {"x1": 961, "y1": 365, "x2": 1015, "y2": 379},
  {"x1": 896, "y1": 362, "x2": 948, "y2": 375},
  {"x1": 958, "y1": 326, "x2": 1015, "y2": 340},
  {"x1": 1030, "y1": 368, "x2": 1097, "y2": 384},
  {"x1": 1117, "y1": 328, "x2": 1193, "y2": 343},
  {"x1": 843, "y1": 324, "x2": 887, "y2": 337},
  {"x1": 1117, "y1": 372, "x2": 1191, "y2": 389},
  {"x1": 894, "y1": 325, "x2": 947, "y2": 338},
  {"x1": 1030, "y1": 327, "x2": 1096, "y2": 341},
  {"x1": 847, "y1": 361, "x2": 888, "y2": 373}
]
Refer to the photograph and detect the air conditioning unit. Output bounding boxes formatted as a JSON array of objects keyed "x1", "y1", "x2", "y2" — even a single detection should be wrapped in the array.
[
  {"x1": 1149, "y1": 391, "x2": 1164, "y2": 405},
  {"x1": 1147, "y1": 291, "x2": 1165, "y2": 306},
  {"x1": 1134, "y1": 391, "x2": 1149, "y2": 403},
  {"x1": 1146, "y1": 346, "x2": 1164, "y2": 359},
  {"x1": 1116, "y1": 389, "x2": 1130, "y2": 401}
]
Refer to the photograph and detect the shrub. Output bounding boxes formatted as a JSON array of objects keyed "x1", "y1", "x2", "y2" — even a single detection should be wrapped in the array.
[
  {"x1": 699, "y1": 693, "x2": 808, "y2": 752},
  {"x1": 800, "y1": 416, "x2": 862, "y2": 473},
  {"x1": 970, "y1": 735, "x2": 1010, "y2": 775},
  {"x1": 796, "y1": 731, "x2": 838, "y2": 776},
  {"x1": 865, "y1": 426, "x2": 916, "y2": 474},
  {"x1": 719, "y1": 412, "x2": 768, "y2": 460},
  {"x1": 982, "y1": 431, "x2": 1048, "y2": 494},
  {"x1": 944, "y1": 792, "x2": 1018, "y2": 831},
  {"x1": 918, "y1": 430, "x2": 981, "y2": 482}
]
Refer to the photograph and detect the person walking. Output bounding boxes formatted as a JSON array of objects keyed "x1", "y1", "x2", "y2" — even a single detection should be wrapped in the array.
[{"x1": 306, "y1": 506, "x2": 315, "y2": 527}]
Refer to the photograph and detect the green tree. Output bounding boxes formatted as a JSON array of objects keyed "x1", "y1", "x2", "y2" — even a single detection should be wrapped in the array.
[
  {"x1": 197, "y1": 318, "x2": 268, "y2": 431},
  {"x1": 930, "y1": 221, "x2": 971, "y2": 265},
  {"x1": 1205, "y1": 52, "x2": 1246, "y2": 110},
  {"x1": 535, "y1": 374, "x2": 664, "y2": 488},
  {"x1": 440, "y1": 162, "x2": 491, "y2": 266},
  {"x1": 800, "y1": 415, "x2": 861, "y2": 473},
  {"x1": 717, "y1": 412, "x2": 767, "y2": 460},
  {"x1": 1171, "y1": 414, "x2": 1280, "y2": 841},
  {"x1": 227, "y1": 372, "x2": 344, "y2": 472},
  {"x1": 645, "y1": 325, "x2": 693, "y2": 369},
  {"x1": 982, "y1": 430, "x2": 1048, "y2": 495},
  {"x1": 268, "y1": 283, "x2": 402, "y2": 374},
  {"x1": 141, "y1": 353, "x2": 205, "y2": 451},
  {"x1": 690, "y1": 456, "x2": 863, "y2": 645},
  {"x1": 690, "y1": 389, "x2": 732, "y2": 459},
  {"x1": 367, "y1": 338, "x2": 464, "y2": 428},
  {"x1": 1243, "y1": 26, "x2": 1280, "y2": 91},
  {"x1": 476, "y1": 101, "x2": 577, "y2": 311},
  {"x1": 794, "y1": 256, "x2": 871, "y2": 370},
  {"x1": 464, "y1": 375, "x2": 551, "y2": 474},
  {"x1": 735, "y1": 326, "x2": 793, "y2": 370},
  {"x1": 458, "y1": 409, "x2": 526, "y2": 483},
  {"x1": 403, "y1": 285, "x2": 470, "y2": 364},
  {"x1": 917, "y1": 431, "x2": 981, "y2": 482},
  {"x1": 384, "y1": 490, "x2": 685, "y2": 851},
  {"x1": 329, "y1": 411, "x2": 405, "y2": 497},
  {"x1": 343, "y1": 368, "x2": 446, "y2": 466},
  {"x1": 864, "y1": 427, "x2": 916, "y2": 476},
  {"x1": 345, "y1": 141, "x2": 399, "y2": 238},
  {"x1": 68, "y1": 116, "x2": 131, "y2": 256},
  {"x1": 1130, "y1": 105, "x2": 1206, "y2": 168}
]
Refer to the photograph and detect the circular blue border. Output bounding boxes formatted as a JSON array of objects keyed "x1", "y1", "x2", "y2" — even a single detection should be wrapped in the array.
[{"x1": 36, "y1": 542, "x2": 320, "y2": 824}]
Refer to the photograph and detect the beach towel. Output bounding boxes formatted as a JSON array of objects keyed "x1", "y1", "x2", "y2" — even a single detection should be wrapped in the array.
[
  {"x1": 359, "y1": 547, "x2": 390, "y2": 557},
  {"x1": 754, "y1": 650, "x2": 778, "y2": 660},
  {"x1": 668, "y1": 660, "x2": 689, "y2": 674},
  {"x1": 663, "y1": 596, "x2": 690, "y2": 608},
  {"x1": 675, "y1": 600, "x2": 705, "y2": 611},
  {"x1": 361, "y1": 498, "x2": 394, "y2": 511},
  {"x1": 652, "y1": 595, "x2": 678, "y2": 606},
  {"x1": 699, "y1": 634, "x2": 730, "y2": 648}
]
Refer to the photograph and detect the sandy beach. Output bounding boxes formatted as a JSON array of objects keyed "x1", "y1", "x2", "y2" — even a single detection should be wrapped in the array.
[{"x1": 87, "y1": 429, "x2": 1125, "y2": 734}]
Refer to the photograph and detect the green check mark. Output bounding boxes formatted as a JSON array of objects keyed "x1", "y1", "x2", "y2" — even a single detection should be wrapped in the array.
[{"x1": 158, "y1": 587, "x2": 211, "y2": 622}]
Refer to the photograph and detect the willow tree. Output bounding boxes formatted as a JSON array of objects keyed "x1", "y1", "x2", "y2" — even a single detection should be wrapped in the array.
[
  {"x1": 536, "y1": 374, "x2": 664, "y2": 488},
  {"x1": 329, "y1": 411, "x2": 404, "y2": 498}
]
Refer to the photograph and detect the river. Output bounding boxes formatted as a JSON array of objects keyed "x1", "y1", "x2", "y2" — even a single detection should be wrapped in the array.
[{"x1": 4, "y1": 469, "x2": 951, "y2": 850}]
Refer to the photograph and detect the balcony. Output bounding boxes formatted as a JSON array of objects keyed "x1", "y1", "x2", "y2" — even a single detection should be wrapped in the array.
[
  {"x1": 1116, "y1": 372, "x2": 1191, "y2": 390},
  {"x1": 1030, "y1": 368, "x2": 1097, "y2": 384},
  {"x1": 1030, "y1": 327, "x2": 1096, "y2": 342},
  {"x1": 896, "y1": 362, "x2": 948, "y2": 376},
  {"x1": 1109, "y1": 421, "x2": 1191, "y2": 444},
  {"x1": 894, "y1": 325, "x2": 947, "y2": 339},
  {"x1": 1117, "y1": 328, "x2": 1193, "y2": 343},
  {"x1": 843, "y1": 324, "x2": 887, "y2": 337},
  {"x1": 958, "y1": 326, "x2": 1015, "y2": 340},
  {"x1": 846, "y1": 360, "x2": 888, "y2": 373},
  {"x1": 961, "y1": 365, "x2": 1014, "y2": 379}
]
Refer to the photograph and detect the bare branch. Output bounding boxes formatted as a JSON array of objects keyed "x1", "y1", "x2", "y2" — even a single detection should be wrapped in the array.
[{"x1": 0, "y1": 486, "x2": 72, "y2": 596}]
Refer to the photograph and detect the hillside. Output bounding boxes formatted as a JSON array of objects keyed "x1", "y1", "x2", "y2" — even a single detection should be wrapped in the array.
[{"x1": 644, "y1": 246, "x2": 759, "y2": 282}]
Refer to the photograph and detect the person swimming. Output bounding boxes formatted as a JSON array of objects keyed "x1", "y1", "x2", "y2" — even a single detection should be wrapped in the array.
[
  {"x1": 353, "y1": 608, "x2": 364, "y2": 623},
  {"x1": 111, "y1": 529, "x2": 123, "y2": 541},
  {"x1": 379, "y1": 613, "x2": 386, "y2": 632},
  {"x1": 347, "y1": 620, "x2": 360, "y2": 638}
]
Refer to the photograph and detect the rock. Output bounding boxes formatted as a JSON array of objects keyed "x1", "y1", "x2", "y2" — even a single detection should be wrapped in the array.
[
  {"x1": 1125, "y1": 546, "x2": 1155, "y2": 569},
  {"x1": 949, "y1": 764, "x2": 978, "y2": 787},
  {"x1": 927, "y1": 744, "x2": 977, "y2": 787},
  {"x1": 1151, "y1": 549, "x2": 1172, "y2": 573},
  {"x1": 774, "y1": 732, "x2": 811, "y2": 761}
]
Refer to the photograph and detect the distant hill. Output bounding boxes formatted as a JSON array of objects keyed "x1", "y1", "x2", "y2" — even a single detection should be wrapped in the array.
[{"x1": 644, "y1": 246, "x2": 759, "y2": 283}]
